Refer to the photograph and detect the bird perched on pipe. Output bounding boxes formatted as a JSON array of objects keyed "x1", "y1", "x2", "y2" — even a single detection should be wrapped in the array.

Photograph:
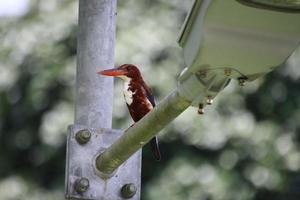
[{"x1": 97, "y1": 64, "x2": 161, "y2": 161}]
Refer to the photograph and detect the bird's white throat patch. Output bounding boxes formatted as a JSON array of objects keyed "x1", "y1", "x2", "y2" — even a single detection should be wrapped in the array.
[{"x1": 122, "y1": 77, "x2": 135, "y2": 105}]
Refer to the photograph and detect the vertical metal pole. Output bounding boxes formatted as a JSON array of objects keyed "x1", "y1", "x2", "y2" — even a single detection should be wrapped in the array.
[
  {"x1": 65, "y1": 1, "x2": 140, "y2": 199},
  {"x1": 75, "y1": 0, "x2": 116, "y2": 129}
]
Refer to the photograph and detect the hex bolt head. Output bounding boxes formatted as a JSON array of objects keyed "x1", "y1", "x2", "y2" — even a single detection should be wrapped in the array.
[
  {"x1": 200, "y1": 72, "x2": 207, "y2": 78},
  {"x1": 224, "y1": 68, "x2": 231, "y2": 76},
  {"x1": 238, "y1": 78, "x2": 246, "y2": 86},
  {"x1": 74, "y1": 177, "x2": 89, "y2": 193},
  {"x1": 75, "y1": 129, "x2": 91, "y2": 144},
  {"x1": 197, "y1": 70, "x2": 207, "y2": 79},
  {"x1": 206, "y1": 96, "x2": 213, "y2": 105},
  {"x1": 121, "y1": 183, "x2": 137, "y2": 199},
  {"x1": 198, "y1": 103, "x2": 204, "y2": 115}
]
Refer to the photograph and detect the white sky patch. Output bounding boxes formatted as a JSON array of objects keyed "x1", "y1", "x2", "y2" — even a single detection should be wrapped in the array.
[{"x1": 0, "y1": 0, "x2": 29, "y2": 17}]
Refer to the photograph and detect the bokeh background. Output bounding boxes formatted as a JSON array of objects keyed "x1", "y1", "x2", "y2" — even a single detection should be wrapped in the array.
[{"x1": 0, "y1": 0, "x2": 300, "y2": 199}]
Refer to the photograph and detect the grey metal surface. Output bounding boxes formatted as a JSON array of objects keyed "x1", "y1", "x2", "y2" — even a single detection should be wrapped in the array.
[
  {"x1": 65, "y1": 125, "x2": 141, "y2": 200},
  {"x1": 178, "y1": 0, "x2": 300, "y2": 78},
  {"x1": 75, "y1": 0, "x2": 116, "y2": 129},
  {"x1": 65, "y1": 1, "x2": 142, "y2": 199}
]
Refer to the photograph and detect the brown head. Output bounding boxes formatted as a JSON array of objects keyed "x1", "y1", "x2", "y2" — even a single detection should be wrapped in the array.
[{"x1": 97, "y1": 64, "x2": 142, "y2": 81}]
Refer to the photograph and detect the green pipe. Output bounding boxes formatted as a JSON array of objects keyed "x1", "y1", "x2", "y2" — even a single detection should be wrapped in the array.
[{"x1": 95, "y1": 88, "x2": 190, "y2": 177}]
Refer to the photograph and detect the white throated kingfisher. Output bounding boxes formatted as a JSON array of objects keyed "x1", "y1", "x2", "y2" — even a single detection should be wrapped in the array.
[{"x1": 97, "y1": 64, "x2": 161, "y2": 161}]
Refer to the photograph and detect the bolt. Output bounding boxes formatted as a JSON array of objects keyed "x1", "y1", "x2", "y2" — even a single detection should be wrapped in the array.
[
  {"x1": 198, "y1": 70, "x2": 207, "y2": 78},
  {"x1": 238, "y1": 78, "x2": 246, "y2": 86},
  {"x1": 121, "y1": 183, "x2": 137, "y2": 199},
  {"x1": 198, "y1": 103, "x2": 204, "y2": 115},
  {"x1": 224, "y1": 68, "x2": 231, "y2": 76},
  {"x1": 74, "y1": 177, "x2": 89, "y2": 193},
  {"x1": 206, "y1": 96, "x2": 213, "y2": 105},
  {"x1": 75, "y1": 129, "x2": 91, "y2": 144}
]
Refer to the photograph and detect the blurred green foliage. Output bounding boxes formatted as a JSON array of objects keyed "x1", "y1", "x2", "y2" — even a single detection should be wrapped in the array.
[{"x1": 0, "y1": 0, "x2": 300, "y2": 200}]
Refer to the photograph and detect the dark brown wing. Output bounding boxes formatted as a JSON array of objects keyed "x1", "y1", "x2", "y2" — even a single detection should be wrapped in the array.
[
  {"x1": 141, "y1": 81, "x2": 161, "y2": 161},
  {"x1": 141, "y1": 81, "x2": 155, "y2": 107}
]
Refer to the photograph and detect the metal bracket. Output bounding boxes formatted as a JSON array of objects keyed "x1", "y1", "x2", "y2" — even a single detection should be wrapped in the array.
[
  {"x1": 65, "y1": 124, "x2": 141, "y2": 200},
  {"x1": 178, "y1": 67, "x2": 247, "y2": 108}
]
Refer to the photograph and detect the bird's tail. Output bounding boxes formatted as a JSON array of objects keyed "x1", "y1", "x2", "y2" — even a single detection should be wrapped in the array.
[{"x1": 150, "y1": 136, "x2": 161, "y2": 161}]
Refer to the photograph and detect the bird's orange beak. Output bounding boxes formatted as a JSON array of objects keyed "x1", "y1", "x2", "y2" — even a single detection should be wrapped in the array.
[{"x1": 97, "y1": 68, "x2": 127, "y2": 77}]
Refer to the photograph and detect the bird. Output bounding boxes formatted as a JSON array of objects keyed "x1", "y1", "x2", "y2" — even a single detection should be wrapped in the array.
[{"x1": 97, "y1": 64, "x2": 161, "y2": 161}]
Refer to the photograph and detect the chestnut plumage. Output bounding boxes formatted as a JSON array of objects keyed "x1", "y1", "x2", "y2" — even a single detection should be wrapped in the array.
[{"x1": 98, "y1": 64, "x2": 161, "y2": 161}]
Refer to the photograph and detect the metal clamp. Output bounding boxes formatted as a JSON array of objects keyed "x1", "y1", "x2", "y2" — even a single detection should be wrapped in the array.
[
  {"x1": 65, "y1": 124, "x2": 141, "y2": 200},
  {"x1": 178, "y1": 67, "x2": 247, "y2": 108}
]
